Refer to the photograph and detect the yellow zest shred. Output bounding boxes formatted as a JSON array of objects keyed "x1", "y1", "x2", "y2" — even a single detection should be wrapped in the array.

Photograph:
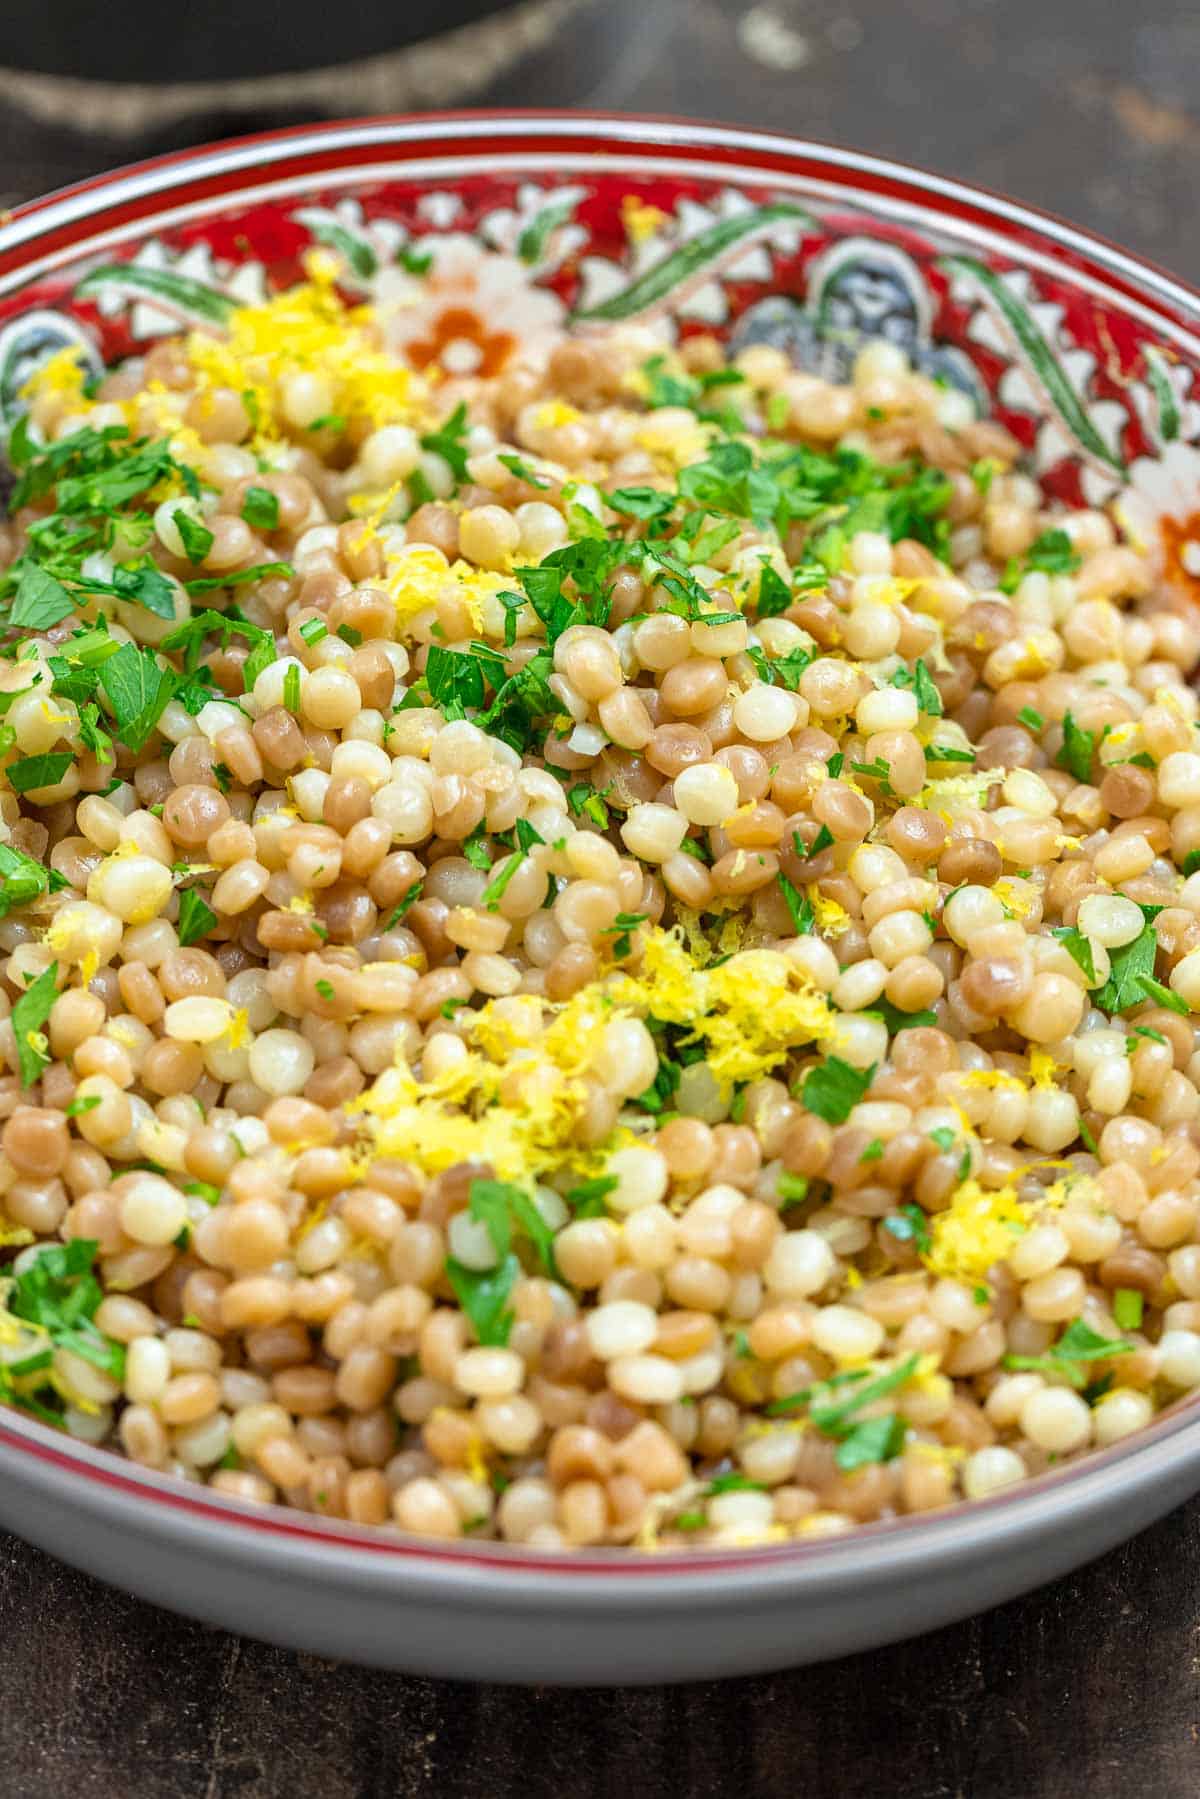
[
  {"x1": 806, "y1": 885, "x2": 851, "y2": 937},
  {"x1": 349, "y1": 928, "x2": 832, "y2": 1183},
  {"x1": 923, "y1": 1179, "x2": 1031, "y2": 1280},
  {"x1": 532, "y1": 400, "x2": 582, "y2": 430},
  {"x1": 378, "y1": 543, "x2": 509, "y2": 631},
  {"x1": 185, "y1": 262, "x2": 427, "y2": 443}
]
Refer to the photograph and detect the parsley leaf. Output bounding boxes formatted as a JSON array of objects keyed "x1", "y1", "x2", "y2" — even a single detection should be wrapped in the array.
[
  {"x1": 8, "y1": 563, "x2": 75, "y2": 630},
  {"x1": 606, "y1": 486, "x2": 675, "y2": 522},
  {"x1": 883, "y1": 1203, "x2": 932, "y2": 1255},
  {"x1": 777, "y1": 871, "x2": 813, "y2": 935},
  {"x1": 755, "y1": 563, "x2": 794, "y2": 617},
  {"x1": 420, "y1": 403, "x2": 471, "y2": 483},
  {"x1": 1093, "y1": 913, "x2": 1160, "y2": 1015},
  {"x1": 467, "y1": 1178, "x2": 557, "y2": 1276},
  {"x1": 1113, "y1": 1289, "x2": 1144, "y2": 1331},
  {"x1": 8, "y1": 1238, "x2": 125, "y2": 1382},
  {"x1": 1000, "y1": 527, "x2": 1082, "y2": 594},
  {"x1": 445, "y1": 1253, "x2": 521, "y2": 1346},
  {"x1": 1002, "y1": 1317, "x2": 1132, "y2": 1388},
  {"x1": 777, "y1": 1171, "x2": 809, "y2": 1206},
  {"x1": 834, "y1": 1413, "x2": 908, "y2": 1471},
  {"x1": 177, "y1": 888, "x2": 218, "y2": 948},
  {"x1": 1056, "y1": 711, "x2": 1095, "y2": 785},
  {"x1": 799, "y1": 1056, "x2": 875, "y2": 1123},
  {"x1": 98, "y1": 642, "x2": 177, "y2": 753},
  {"x1": 497, "y1": 453, "x2": 549, "y2": 490},
  {"x1": 1137, "y1": 974, "x2": 1190, "y2": 1016},
  {"x1": 184, "y1": 561, "x2": 292, "y2": 596},
  {"x1": 240, "y1": 486, "x2": 280, "y2": 532},
  {"x1": 564, "y1": 1175, "x2": 618, "y2": 1219},
  {"x1": 6, "y1": 752, "x2": 73, "y2": 794},
  {"x1": 866, "y1": 998, "x2": 937, "y2": 1035},
  {"x1": 1052, "y1": 925, "x2": 1097, "y2": 985},
  {"x1": 381, "y1": 882, "x2": 423, "y2": 932},
  {"x1": 0, "y1": 843, "x2": 53, "y2": 918},
  {"x1": 891, "y1": 658, "x2": 943, "y2": 717},
  {"x1": 11, "y1": 962, "x2": 58, "y2": 1086},
  {"x1": 173, "y1": 509, "x2": 214, "y2": 565}
]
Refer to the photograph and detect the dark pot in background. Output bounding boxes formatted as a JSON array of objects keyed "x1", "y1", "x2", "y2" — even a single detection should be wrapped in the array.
[
  {"x1": 0, "y1": 0, "x2": 523, "y2": 81},
  {"x1": 0, "y1": 0, "x2": 575, "y2": 209}
]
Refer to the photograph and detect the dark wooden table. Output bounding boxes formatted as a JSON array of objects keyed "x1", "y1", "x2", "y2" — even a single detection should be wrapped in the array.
[{"x1": 4, "y1": 4, "x2": 1200, "y2": 1793}]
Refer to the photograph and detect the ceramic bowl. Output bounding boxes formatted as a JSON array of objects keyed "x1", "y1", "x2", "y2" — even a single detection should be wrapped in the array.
[{"x1": 2, "y1": 112, "x2": 1200, "y2": 1685}]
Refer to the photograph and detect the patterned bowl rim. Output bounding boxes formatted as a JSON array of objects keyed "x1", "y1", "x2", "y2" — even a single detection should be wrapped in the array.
[{"x1": 1, "y1": 109, "x2": 1199, "y2": 1586}]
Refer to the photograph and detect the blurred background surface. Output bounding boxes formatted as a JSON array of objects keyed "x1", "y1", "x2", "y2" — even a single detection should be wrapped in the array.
[{"x1": 1, "y1": 0, "x2": 1198, "y2": 281}]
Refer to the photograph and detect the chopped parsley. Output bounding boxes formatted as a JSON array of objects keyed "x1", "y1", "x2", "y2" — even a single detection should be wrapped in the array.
[
  {"x1": 883, "y1": 1203, "x2": 932, "y2": 1255},
  {"x1": 497, "y1": 453, "x2": 549, "y2": 489},
  {"x1": 1002, "y1": 1317, "x2": 1132, "y2": 1388},
  {"x1": 6, "y1": 753, "x2": 73, "y2": 794},
  {"x1": 445, "y1": 1254, "x2": 521, "y2": 1348},
  {"x1": 866, "y1": 998, "x2": 937, "y2": 1036},
  {"x1": 777, "y1": 871, "x2": 813, "y2": 935},
  {"x1": 767, "y1": 1354, "x2": 920, "y2": 1468},
  {"x1": 241, "y1": 486, "x2": 280, "y2": 532},
  {"x1": 8, "y1": 1238, "x2": 126, "y2": 1384},
  {"x1": 173, "y1": 508, "x2": 214, "y2": 565},
  {"x1": 420, "y1": 402, "x2": 471, "y2": 483},
  {"x1": 604, "y1": 911, "x2": 647, "y2": 958},
  {"x1": 1113, "y1": 1289, "x2": 1144, "y2": 1331},
  {"x1": 890, "y1": 657, "x2": 943, "y2": 717},
  {"x1": 1093, "y1": 909, "x2": 1162, "y2": 1015},
  {"x1": 176, "y1": 888, "x2": 218, "y2": 948},
  {"x1": 381, "y1": 882, "x2": 423, "y2": 931},
  {"x1": 0, "y1": 843, "x2": 54, "y2": 918},
  {"x1": 777, "y1": 1171, "x2": 809, "y2": 1206},
  {"x1": 1055, "y1": 711, "x2": 1096, "y2": 786},
  {"x1": 99, "y1": 642, "x2": 177, "y2": 753},
  {"x1": 184, "y1": 561, "x2": 292, "y2": 596},
  {"x1": 12, "y1": 962, "x2": 59, "y2": 1087},
  {"x1": 1137, "y1": 975, "x2": 1190, "y2": 1017},
  {"x1": 1052, "y1": 925, "x2": 1097, "y2": 985},
  {"x1": 799, "y1": 1056, "x2": 875, "y2": 1124},
  {"x1": 999, "y1": 527, "x2": 1082, "y2": 594},
  {"x1": 564, "y1": 1175, "x2": 618, "y2": 1218}
]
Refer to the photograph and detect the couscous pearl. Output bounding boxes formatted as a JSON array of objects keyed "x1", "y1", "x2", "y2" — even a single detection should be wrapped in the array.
[
  {"x1": 673, "y1": 763, "x2": 739, "y2": 826},
  {"x1": 1157, "y1": 1330, "x2": 1200, "y2": 1389},
  {"x1": 608, "y1": 1354, "x2": 685, "y2": 1405},
  {"x1": 809, "y1": 1305, "x2": 884, "y2": 1362},
  {"x1": 961, "y1": 1446, "x2": 1027, "y2": 1499},
  {"x1": 454, "y1": 1348, "x2": 524, "y2": 1397},
  {"x1": 1092, "y1": 1387, "x2": 1155, "y2": 1445},
  {"x1": 120, "y1": 1176, "x2": 188, "y2": 1247},
  {"x1": 585, "y1": 1301, "x2": 659, "y2": 1360},
  {"x1": 763, "y1": 1232, "x2": 836, "y2": 1299},
  {"x1": 1019, "y1": 1387, "x2": 1092, "y2": 1453}
]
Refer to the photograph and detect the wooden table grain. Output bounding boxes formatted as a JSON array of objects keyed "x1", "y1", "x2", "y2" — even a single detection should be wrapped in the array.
[{"x1": 3, "y1": 4, "x2": 1200, "y2": 1793}]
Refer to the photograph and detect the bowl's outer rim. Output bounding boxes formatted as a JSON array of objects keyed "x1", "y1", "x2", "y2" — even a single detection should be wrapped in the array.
[
  {"x1": 1, "y1": 110, "x2": 1200, "y2": 339},
  {"x1": 4, "y1": 1397, "x2": 1200, "y2": 1601},
  {"x1": 0, "y1": 107, "x2": 1199, "y2": 1587}
]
